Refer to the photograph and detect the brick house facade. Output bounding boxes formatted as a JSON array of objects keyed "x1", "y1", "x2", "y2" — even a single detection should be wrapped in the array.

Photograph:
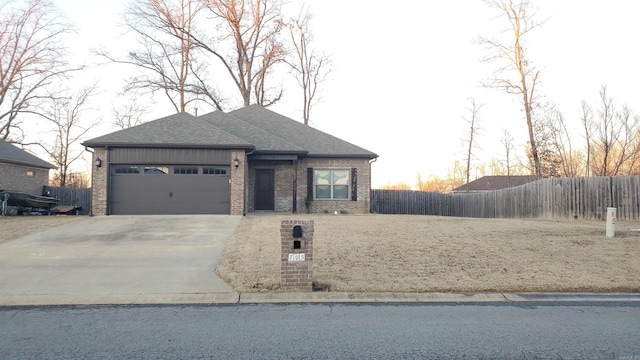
[
  {"x1": 84, "y1": 105, "x2": 377, "y2": 215},
  {"x1": 0, "y1": 163, "x2": 51, "y2": 195},
  {"x1": 244, "y1": 158, "x2": 372, "y2": 214},
  {"x1": 0, "y1": 140, "x2": 55, "y2": 196}
]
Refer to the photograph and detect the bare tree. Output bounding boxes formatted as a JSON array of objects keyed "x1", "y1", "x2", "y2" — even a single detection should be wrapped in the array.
[
  {"x1": 194, "y1": 0, "x2": 287, "y2": 107},
  {"x1": 593, "y1": 85, "x2": 617, "y2": 176},
  {"x1": 590, "y1": 86, "x2": 640, "y2": 176},
  {"x1": 30, "y1": 84, "x2": 101, "y2": 187},
  {"x1": 487, "y1": 158, "x2": 506, "y2": 176},
  {"x1": 252, "y1": 36, "x2": 286, "y2": 107},
  {"x1": 610, "y1": 105, "x2": 640, "y2": 175},
  {"x1": 478, "y1": 0, "x2": 546, "y2": 177},
  {"x1": 286, "y1": 7, "x2": 332, "y2": 125},
  {"x1": 65, "y1": 172, "x2": 90, "y2": 188},
  {"x1": 580, "y1": 100, "x2": 594, "y2": 176},
  {"x1": 544, "y1": 105, "x2": 580, "y2": 177},
  {"x1": 0, "y1": 0, "x2": 76, "y2": 140},
  {"x1": 99, "y1": 0, "x2": 223, "y2": 113},
  {"x1": 379, "y1": 181, "x2": 411, "y2": 190},
  {"x1": 112, "y1": 97, "x2": 150, "y2": 129},
  {"x1": 447, "y1": 160, "x2": 466, "y2": 193},
  {"x1": 462, "y1": 97, "x2": 483, "y2": 191},
  {"x1": 530, "y1": 107, "x2": 562, "y2": 178},
  {"x1": 500, "y1": 128, "x2": 514, "y2": 177},
  {"x1": 416, "y1": 172, "x2": 450, "y2": 193}
]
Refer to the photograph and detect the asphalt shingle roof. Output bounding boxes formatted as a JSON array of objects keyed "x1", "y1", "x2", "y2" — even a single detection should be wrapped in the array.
[
  {"x1": 452, "y1": 175, "x2": 538, "y2": 192},
  {"x1": 0, "y1": 139, "x2": 55, "y2": 169},
  {"x1": 198, "y1": 110, "x2": 306, "y2": 154},
  {"x1": 84, "y1": 105, "x2": 377, "y2": 159},
  {"x1": 83, "y1": 112, "x2": 253, "y2": 148},
  {"x1": 229, "y1": 105, "x2": 377, "y2": 158}
]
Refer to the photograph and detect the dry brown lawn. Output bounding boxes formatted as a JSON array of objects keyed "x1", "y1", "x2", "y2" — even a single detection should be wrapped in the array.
[
  {"x1": 2, "y1": 214, "x2": 638, "y2": 293},
  {"x1": 215, "y1": 214, "x2": 640, "y2": 293},
  {"x1": 0, "y1": 215, "x2": 84, "y2": 245}
]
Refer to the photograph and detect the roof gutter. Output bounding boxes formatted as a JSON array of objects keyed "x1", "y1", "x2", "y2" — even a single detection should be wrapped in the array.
[{"x1": 81, "y1": 143, "x2": 255, "y2": 150}]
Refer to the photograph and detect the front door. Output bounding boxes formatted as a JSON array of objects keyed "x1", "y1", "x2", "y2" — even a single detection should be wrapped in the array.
[{"x1": 255, "y1": 169, "x2": 275, "y2": 211}]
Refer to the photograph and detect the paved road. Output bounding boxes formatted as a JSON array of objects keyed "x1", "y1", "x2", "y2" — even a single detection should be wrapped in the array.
[{"x1": 2, "y1": 302, "x2": 639, "y2": 359}]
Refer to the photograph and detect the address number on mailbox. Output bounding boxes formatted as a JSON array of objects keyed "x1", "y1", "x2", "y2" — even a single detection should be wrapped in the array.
[{"x1": 288, "y1": 253, "x2": 306, "y2": 262}]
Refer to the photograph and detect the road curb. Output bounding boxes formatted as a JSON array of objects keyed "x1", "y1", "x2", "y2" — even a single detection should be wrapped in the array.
[
  {"x1": 238, "y1": 292, "x2": 514, "y2": 303},
  {"x1": 512, "y1": 292, "x2": 640, "y2": 302},
  {"x1": 1, "y1": 292, "x2": 638, "y2": 307},
  {"x1": 0, "y1": 293, "x2": 240, "y2": 307}
]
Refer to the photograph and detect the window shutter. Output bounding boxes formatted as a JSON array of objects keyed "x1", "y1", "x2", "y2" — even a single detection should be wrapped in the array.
[
  {"x1": 351, "y1": 168, "x2": 357, "y2": 201},
  {"x1": 307, "y1": 168, "x2": 314, "y2": 199}
]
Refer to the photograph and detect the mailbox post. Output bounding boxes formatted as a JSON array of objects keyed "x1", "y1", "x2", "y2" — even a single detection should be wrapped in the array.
[{"x1": 280, "y1": 219, "x2": 314, "y2": 291}]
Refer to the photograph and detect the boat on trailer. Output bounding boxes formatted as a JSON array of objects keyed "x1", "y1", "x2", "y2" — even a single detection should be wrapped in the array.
[{"x1": 0, "y1": 190, "x2": 59, "y2": 214}]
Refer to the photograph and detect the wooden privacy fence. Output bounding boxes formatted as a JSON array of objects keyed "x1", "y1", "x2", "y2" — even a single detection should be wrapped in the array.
[
  {"x1": 371, "y1": 175, "x2": 640, "y2": 221},
  {"x1": 370, "y1": 189, "x2": 452, "y2": 216},
  {"x1": 43, "y1": 186, "x2": 91, "y2": 215}
]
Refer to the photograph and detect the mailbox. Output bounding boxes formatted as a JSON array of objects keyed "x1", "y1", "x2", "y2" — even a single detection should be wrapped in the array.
[
  {"x1": 292, "y1": 225, "x2": 302, "y2": 249},
  {"x1": 292, "y1": 225, "x2": 303, "y2": 238}
]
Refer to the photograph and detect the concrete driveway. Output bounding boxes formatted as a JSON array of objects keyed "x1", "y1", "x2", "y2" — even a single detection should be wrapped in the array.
[{"x1": 0, "y1": 215, "x2": 242, "y2": 306}]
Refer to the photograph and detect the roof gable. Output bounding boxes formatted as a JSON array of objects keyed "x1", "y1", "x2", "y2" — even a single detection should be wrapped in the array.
[
  {"x1": 0, "y1": 139, "x2": 55, "y2": 169},
  {"x1": 229, "y1": 105, "x2": 378, "y2": 158},
  {"x1": 199, "y1": 111, "x2": 306, "y2": 154},
  {"x1": 83, "y1": 112, "x2": 253, "y2": 148}
]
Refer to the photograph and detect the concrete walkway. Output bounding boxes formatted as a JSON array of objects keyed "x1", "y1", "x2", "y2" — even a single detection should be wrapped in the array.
[{"x1": 0, "y1": 215, "x2": 242, "y2": 306}]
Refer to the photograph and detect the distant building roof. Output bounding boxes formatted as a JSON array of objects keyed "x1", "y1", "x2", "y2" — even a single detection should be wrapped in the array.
[
  {"x1": 452, "y1": 175, "x2": 538, "y2": 193},
  {"x1": 0, "y1": 139, "x2": 55, "y2": 169}
]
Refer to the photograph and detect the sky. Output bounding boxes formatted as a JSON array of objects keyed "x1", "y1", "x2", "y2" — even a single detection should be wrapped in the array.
[{"x1": 44, "y1": 0, "x2": 640, "y2": 188}]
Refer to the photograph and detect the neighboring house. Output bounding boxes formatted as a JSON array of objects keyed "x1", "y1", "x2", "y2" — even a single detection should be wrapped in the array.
[
  {"x1": 0, "y1": 139, "x2": 56, "y2": 195},
  {"x1": 82, "y1": 105, "x2": 378, "y2": 215},
  {"x1": 451, "y1": 175, "x2": 538, "y2": 193}
]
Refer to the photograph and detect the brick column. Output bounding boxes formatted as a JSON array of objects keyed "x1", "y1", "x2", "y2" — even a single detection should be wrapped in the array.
[
  {"x1": 91, "y1": 148, "x2": 108, "y2": 215},
  {"x1": 280, "y1": 219, "x2": 314, "y2": 291},
  {"x1": 229, "y1": 151, "x2": 245, "y2": 215}
]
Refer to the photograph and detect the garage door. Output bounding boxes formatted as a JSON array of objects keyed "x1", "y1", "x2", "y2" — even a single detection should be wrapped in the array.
[{"x1": 110, "y1": 165, "x2": 230, "y2": 215}]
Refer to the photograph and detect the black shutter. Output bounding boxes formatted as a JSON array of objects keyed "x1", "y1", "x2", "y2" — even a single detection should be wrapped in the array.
[
  {"x1": 307, "y1": 168, "x2": 314, "y2": 199},
  {"x1": 351, "y1": 168, "x2": 357, "y2": 201}
]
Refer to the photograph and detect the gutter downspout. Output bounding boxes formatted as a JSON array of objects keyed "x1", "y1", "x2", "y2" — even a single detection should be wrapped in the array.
[
  {"x1": 105, "y1": 146, "x2": 110, "y2": 215},
  {"x1": 369, "y1": 156, "x2": 378, "y2": 214},
  {"x1": 293, "y1": 157, "x2": 298, "y2": 213},
  {"x1": 84, "y1": 146, "x2": 95, "y2": 216},
  {"x1": 243, "y1": 148, "x2": 255, "y2": 216}
]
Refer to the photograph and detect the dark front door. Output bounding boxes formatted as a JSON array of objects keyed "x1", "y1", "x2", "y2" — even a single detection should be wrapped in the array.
[{"x1": 255, "y1": 169, "x2": 275, "y2": 211}]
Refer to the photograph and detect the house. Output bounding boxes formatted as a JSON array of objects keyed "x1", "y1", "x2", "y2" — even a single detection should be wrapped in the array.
[
  {"x1": 451, "y1": 175, "x2": 538, "y2": 193},
  {"x1": 0, "y1": 139, "x2": 56, "y2": 195},
  {"x1": 82, "y1": 105, "x2": 378, "y2": 215}
]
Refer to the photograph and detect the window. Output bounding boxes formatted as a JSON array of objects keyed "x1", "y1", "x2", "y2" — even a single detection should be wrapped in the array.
[
  {"x1": 314, "y1": 169, "x2": 349, "y2": 199},
  {"x1": 114, "y1": 166, "x2": 140, "y2": 174},
  {"x1": 174, "y1": 167, "x2": 198, "y2": 175},
  {"x1": 144, "y1": 166, "x2": 168, "y2": 174},
  {"x1": 203, "y1": 167, "x2": 228, "y2": 175},
  {"x1": 26, "y1": 170, "x2": 35, "y2": 177}
]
